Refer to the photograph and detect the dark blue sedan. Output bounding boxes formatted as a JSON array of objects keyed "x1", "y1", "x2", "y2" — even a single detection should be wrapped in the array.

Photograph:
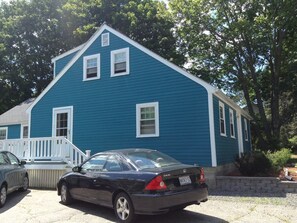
[
  {"x1": 57, "y1": 149, "x2": 208, "y2": 223},
  {"x1": 0, "y1": 151, "x2": 29, "y2": 208}
]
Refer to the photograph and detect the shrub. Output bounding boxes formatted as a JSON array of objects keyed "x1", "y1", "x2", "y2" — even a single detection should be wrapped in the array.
[
  {"x1": 235, "y1": 151, "x2": 271, "y2": 176},
  {"x1": 266, "y1": 148, "x2": 292, "y2": 172}
]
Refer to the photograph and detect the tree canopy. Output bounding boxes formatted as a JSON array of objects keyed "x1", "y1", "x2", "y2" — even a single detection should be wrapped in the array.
[{"x1": 170, "y1": 0, "x2": 297, "y2": 149}]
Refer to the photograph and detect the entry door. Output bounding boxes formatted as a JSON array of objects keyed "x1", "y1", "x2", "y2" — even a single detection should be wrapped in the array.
[{"x1": 53, "y1": 107, "x2": 73, "y2": 142}]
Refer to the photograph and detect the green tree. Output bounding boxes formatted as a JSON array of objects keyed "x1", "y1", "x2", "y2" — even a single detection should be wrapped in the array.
[
  {"x1": 0, "y1": 0, "x2": 72, "y2": 113},
  {"x1": 61, "y1": 0, "x2": 184, "y2": 65},
  {"x1": 170, "y1": 0, "x2": 297, "y2": 150}
]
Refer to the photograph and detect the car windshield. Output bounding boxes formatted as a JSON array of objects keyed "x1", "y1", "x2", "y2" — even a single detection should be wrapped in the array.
[{"x1": 124, "y1": 150, "x2": 181, "y2": 170}]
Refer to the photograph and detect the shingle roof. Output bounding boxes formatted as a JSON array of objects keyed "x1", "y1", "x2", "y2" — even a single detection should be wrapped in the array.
[{"x1": 0, "y1": 98, "x2": 35, "y2": 126}]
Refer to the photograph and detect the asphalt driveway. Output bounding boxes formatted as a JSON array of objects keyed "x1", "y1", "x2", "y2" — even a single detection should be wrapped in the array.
[{"x1": 0, "y1": 189, "x2": 296, "y2": 223}]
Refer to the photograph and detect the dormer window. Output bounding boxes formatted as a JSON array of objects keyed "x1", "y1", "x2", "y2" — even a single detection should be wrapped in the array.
[
  {"x1": 111, "y1": 48, "x2": 129, "y2": 77},
  {"x1": 101, "y1": 33, "x2": 109, "y2": 47},
  {"x1": 83, "y1": 54, "x2": 100, "y2": 81}
]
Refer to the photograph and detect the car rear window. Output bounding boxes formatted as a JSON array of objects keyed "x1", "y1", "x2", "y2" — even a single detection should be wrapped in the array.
[{"x1": 125, "y1": 150, "x2": 181, "y2": 170}]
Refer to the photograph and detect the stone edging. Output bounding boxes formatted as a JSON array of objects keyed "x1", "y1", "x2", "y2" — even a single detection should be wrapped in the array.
[{"x1": 215, "y1": 176, "x2": 297, "y2": 193}]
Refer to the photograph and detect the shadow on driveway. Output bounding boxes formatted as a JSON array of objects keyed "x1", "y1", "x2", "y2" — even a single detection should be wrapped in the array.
[
  {"x1": 209, "y1": 190, "x2": 287, "y2": 198},
  {"x1": 64, "y1": 201, "x2": 227, "y2": 223},
  {"x1": 0, "y1": 190, "x2": 31, "y2": 214}
]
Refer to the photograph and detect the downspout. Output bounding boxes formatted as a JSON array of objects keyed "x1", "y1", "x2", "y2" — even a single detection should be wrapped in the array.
[
  {"x1": 208, "y1": 92, "x2": 217, "y2": 167},
  {"x1": 237, "y1": 113, "x2": 243, "y2": 156}
]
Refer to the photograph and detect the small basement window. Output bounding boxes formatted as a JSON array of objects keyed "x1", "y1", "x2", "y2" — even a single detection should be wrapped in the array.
[
  {"x1": 111, "y1": 48, "x2": 129, "y2": 77},
  {"x1": 83, "y1": 54, "x2": 100, "y2": 81}
]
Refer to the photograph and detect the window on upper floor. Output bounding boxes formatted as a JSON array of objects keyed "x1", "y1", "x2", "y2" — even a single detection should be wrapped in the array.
[
  {"x1": 111, "y1": 48, "x2": 129, "y2": 77},
  {"x1": 244, "y1": 118, "x2": 249, "y2": 141},
  {"x1": 0, "y1": 127, "x2": 8, "y2": 140},
  {"x1": 83, "y1": 54, "x2": 100, "y2": 81},
  {"x1": 136, "y1": 102, "x2": 159, "y2": 138},
  {"x1": 229, "y1": 109, "x2": 235, "y2": 138},
  {"x1": 219, "y1": 101, "x2": 226, "y2": 136},
  {"x1": 101, "y1": 33, "x2": 110, "y2": 47}
]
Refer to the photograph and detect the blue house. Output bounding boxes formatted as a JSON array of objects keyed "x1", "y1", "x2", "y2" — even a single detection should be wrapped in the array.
[{"x1": 1, "y1": 24, "x2": 252, "y2": 170}]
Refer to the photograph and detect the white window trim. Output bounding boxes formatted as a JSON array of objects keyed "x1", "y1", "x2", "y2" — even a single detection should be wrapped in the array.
[
  {"x1": 101, "y1": 33, "x2": 110, "y2": 47},
  {"x1": 0, "y1": 127, "x2": 8, "y2": 140},
  {"x1": 111, "y1": 48, "x2": 130, "y2": 77},
  {"x1": 83, "y1": 54, "x2": 100, "y2": 81},
  {"x1": 244, "y1": 118, "x2": 249, "y2": 141},
  {"x1": 136, "y1": 102, "x2": 159, "y2": 138},
  {"x1": 21, "y1": 124, "x2": 28, "y2": 139},
  {"x1": 219, "y1": 101, "x2": 227, "y2": 137},
  {"x1": 229, "y1": 109, "x2": 236, "y2": 138}
]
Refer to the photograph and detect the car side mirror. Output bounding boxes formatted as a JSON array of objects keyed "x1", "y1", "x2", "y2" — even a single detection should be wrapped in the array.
[
  {"x1": 72, "y1": 166, "x2": 81, "y2": 172},
  {"x1": 20, "y1": 160, "x2": 27, "y2": 165}
]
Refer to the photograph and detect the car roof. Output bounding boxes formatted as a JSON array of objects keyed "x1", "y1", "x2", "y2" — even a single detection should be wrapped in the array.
[{"x1": 93, "y1": 148, "x2": 156, "y2": 156}]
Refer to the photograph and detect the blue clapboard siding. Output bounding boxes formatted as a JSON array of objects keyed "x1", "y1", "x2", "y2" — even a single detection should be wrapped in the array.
[
  {"x1": 0, "y1": 124, "x2": 21, "y2": 139},
  {"x1": 213, "y1": 96, "x2": 239, "y2": 165},
  {"x1": 242, "y1": 116, "x2": 252, "y2": 152},
  {"x1": 31, "y1": 31, "x2": 212, "y2": 166},
  {"x1": 55, "y1": 51, "x2": 79, "y2": 75}
]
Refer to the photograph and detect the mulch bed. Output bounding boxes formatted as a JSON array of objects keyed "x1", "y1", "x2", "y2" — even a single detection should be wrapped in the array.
[
  {"x1": 227, "y1": 166, "x2": 297, "y2": 181},
  {"x1": 279, "y1": 167, "x2": 297, "y2": 181}
]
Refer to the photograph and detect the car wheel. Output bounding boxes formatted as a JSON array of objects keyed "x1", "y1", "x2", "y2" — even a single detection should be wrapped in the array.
[
  {"x1": 0, "y1": 185, "x2": 7, "y2": 208},
  {"x1": 60, "y1": 182, "x2": 73, "y2": 205},
  {"x1": 114, "y1": 192, "x2": 136, "y2": 223},
  {"x1": 20, "y1": 175, "x2": 29, "y2": 191}
]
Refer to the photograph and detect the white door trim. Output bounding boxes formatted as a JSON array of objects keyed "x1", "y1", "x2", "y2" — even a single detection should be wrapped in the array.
[{"x1": 52, "y1": 106, "x2": 73, "y2": 142}]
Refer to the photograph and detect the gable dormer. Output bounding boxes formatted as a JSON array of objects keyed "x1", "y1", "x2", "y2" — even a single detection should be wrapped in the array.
[{"x1": 51, "y1": 44, "x2": 84, "y2": 78}]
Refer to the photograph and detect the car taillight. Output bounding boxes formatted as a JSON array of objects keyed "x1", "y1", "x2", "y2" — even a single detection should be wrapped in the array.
[
  {"x1": 145, "y1": 175, "x2": 167, "y2": 190},
  {"x1": 198, "y1": 168, "x2": 205, "y2": 183}
]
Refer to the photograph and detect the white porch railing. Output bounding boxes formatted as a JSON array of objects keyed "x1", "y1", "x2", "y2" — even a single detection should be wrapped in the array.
[{"x1": 0, "y1": 137, "x2": 89, "y2": 167}]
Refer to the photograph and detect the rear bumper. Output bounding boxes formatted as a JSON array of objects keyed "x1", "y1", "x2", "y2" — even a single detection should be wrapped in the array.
[{"x1": 131, "y1": 184, "x2": 208, "y2": 215}]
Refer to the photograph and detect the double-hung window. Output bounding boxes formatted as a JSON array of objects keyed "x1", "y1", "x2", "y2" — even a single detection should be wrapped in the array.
[
  {"x1": 83, "y1": 54, "x2": 100, "y2": 81},
  {"x1": 0, "y1": 127, "x2": 8, "y2": 140},
  {"x1": 219, "y1": 101, "x2": 226, "y2": 136},
  {"x1": 229, "y1": 109, "x2": 235, "y2": 138},
  {"x1": 136, "y1": 102, "x2": 159, "y2": 137},
  {"x1": 111, "y1": 48, "x2": 129, "y2": 76},
  {"x1": 244, "y1": 118, "x2": 249, "y2": 141}
]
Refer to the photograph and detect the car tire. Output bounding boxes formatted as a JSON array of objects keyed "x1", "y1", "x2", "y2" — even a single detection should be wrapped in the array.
[
  {"x1": 114, "y1": 192, "x2": 136, "y2": 223},
  {"x1": 60, "y1": 182, "x2": 73, "y2": 205},
  {"x1": 0, "y1": 184, "x2": 7, "y2": 208},
  {"x1": 19, "y1": 175, "x2": 29, "y2": 191}
]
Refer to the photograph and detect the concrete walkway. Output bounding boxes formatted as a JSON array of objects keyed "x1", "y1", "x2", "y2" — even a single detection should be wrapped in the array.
[{"x1": 0, "y1": 189, "x2": 296, "y2": 223}]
